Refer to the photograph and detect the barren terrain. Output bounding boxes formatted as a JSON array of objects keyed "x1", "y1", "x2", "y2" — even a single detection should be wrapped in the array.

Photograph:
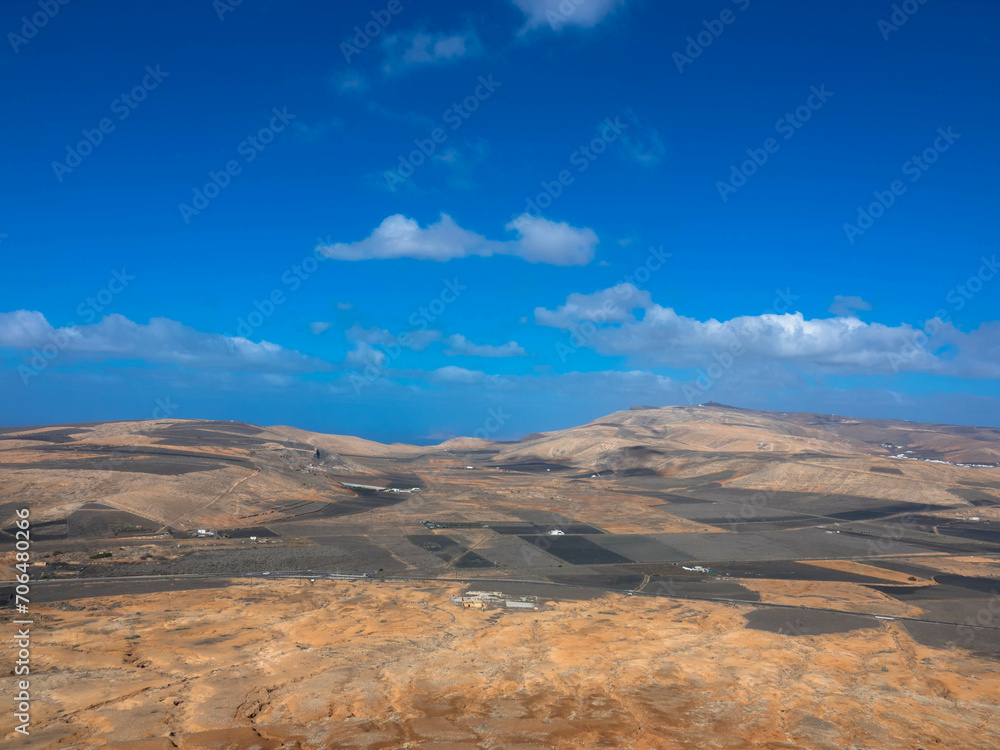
[
  {"x1": 4, "y1": 579, "x2": 1000, "y2": 749},
  {"x1": 2, "y1": 404, "x2": 1000, "y2": 747}
]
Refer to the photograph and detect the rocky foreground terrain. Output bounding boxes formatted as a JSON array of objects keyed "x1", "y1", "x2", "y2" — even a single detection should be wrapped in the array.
[{"x1": 5, "y1": 579, "x2": 1000, "y2": 749}]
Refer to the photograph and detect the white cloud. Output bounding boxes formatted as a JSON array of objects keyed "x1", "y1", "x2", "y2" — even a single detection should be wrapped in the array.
[
  {"x1": 334, "y1": 70, "x2": 369, "y2": 94},
  {"x1": 534, "y1": 286, "x2": 1000, "y2": 377},
  {"x1": 346, "y1": 324, "x2": 441, "y2": 352},
  {"x1": 936, "y1": 321, "x2": 1000, "y2": 379},
  {"x1": 318, "y1": 213, "x2": 598, "y2": 266},
  {"x1": 534, "y1": 283, "x2": 652, "y2": 328},
  {"x1": 292, "y1": 117, "x2": 344, "y2": 144},
  {"x1": 614, "y1": 110, "x2": 665, "y2": 167},
  {"x1": 620, "y1": 126, "x2": 665, "y2": 166},
  {"x1": 829, "y1": 295, "x2": 873, "y2": 318},
  {"x1": 512, "y1": 0, "x2": 626, "y2": 31},
  {"x1": 445, "y1": 334, "x2": 526, "y2": 358},
  {"x1": 0, "y1": 309, "x2": 50, "y2": 348},
  {"x1": 400, "y1": 366, "x2": 674, "y2": 398},
  {"x1": 366, "y1": 101, "x2": 437, "y2": 130},
  {"x1": 344, "y1": 341, "x2": 386, "y2": 368},
  {"x1": 432, "y1": 137, "x2": 489, "y2": 190},
  {"x1": 321, "y1": 214, "x2": 480, "y2": 262},
  {"x1": 0, "y1": 311, "x2": 328, "y2": 374},
  {"x1": 381, "y1": 30, "x2": 481, "y2": 74},
  {"x1": 429, "y1": 365, "x2": 490, "y2": 384},
  {"x1": 507, "y1": 214, "x2": 598, "y2": 265},
  {"x1": 343, "y1": 324, "x2": 443, "y2": 369},
  {"x1": 310, "y1": 322, "x2": 333, "y2": 335}
]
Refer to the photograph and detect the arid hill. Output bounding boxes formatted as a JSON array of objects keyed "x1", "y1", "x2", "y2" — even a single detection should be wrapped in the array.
[{"x1": 2, "y1": 404, "x2": 999, "y2": 534}]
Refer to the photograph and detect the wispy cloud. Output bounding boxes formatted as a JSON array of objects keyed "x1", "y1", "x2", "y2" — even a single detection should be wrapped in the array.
[
  {"x1": 318, "y1": 213, "x2": 599, "y2": 265},
  {"x1": 620, "y1": 121, "x2": 665, "y2": 166},
  {"x1": 366, "y1": 100, "x2": 437, "y2": 130},
  {"x1": 292, "y1": 117, "x2": 344, "y2": 143},
  {"x1": 602, "y1": 109, "x2": 666, "y2": 167},
  {"x1": 346, "y1": 324, "x2": 441, "y2": 352},
  {"x1": 381, "y1": 29, "x2": 482, "y2": 74},
  {"x1": 433, "y1": 137, "x2": 490, "y2": 189},
  {"x1": 829, "y1": 295, "x2": 873, "y2": 318},
  {"x1": 445, "y1": 334, "x2": 525, "y2": 357},
  {"x1": 535, "y1": 284, "x2": 652, "y2": 327},
  {"x1": 334, "y1": 70, "x2": 369, "y2": 94},
  {"x1": 511, "y1": 0, "x2": 626, "y2": 32},
  {"x1": 0, "y1": 311, "x2": 328, "y2": 374},
  {"x1": 428, "y1": 365, "x2": 493, "y2": 384},
  {"x1": 342, "y1": 324, "x2": 442, "y2": 367}
]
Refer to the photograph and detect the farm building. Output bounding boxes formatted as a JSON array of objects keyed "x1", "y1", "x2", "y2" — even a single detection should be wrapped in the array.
[{"x1": 450, "y1": 591, "x2": 539, "y2": 610}]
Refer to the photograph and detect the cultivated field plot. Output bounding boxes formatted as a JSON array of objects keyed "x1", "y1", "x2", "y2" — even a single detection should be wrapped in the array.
[
  {"x1": 0, "y1": 454, "x2": 230, "y2": 475},
  {"x1": 519, "y1": 535, "x2": 633, "y2": 565},
  {"x1": 273, "y1": 494, "x2": 411, "y2": 518},
  {"x1": 464, "y1": 536, "x2": 569, "y2": 569},
  {"x1": 583, "y1": 534, "x2": 693, "y2": 563},
  {"x1": 403, "y1": 533, "x2": 497, "y2": 569},
  {"x1": 66, "y1": 506, "x2": 159, "y2": 538},
  {"x1": 0, "y1": 426, "x2": 93, "y2": 443},
  {"x1": 743, "y1": 607, "x2": 876, "y2": 636},
  {"x1": 587, "y1": 528, "x2": 941, "y2": 563}
]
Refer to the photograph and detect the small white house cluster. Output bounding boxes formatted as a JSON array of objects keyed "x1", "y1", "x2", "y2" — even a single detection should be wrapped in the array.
[{"x1": 451, "y1": 591, "x2": 538, "y2": 610}]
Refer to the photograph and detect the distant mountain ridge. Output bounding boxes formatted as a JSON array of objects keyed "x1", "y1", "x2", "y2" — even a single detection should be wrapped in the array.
[{"x1": 2, "y1": 404, "x2": 998, "y2": 532}]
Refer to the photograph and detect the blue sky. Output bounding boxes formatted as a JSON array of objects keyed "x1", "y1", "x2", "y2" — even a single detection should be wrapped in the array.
[{"x1": 2, "y1": 0, "x2": 999, "y2": 441}]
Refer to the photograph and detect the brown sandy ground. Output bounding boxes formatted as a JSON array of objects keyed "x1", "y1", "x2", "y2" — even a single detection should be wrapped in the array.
[{"x1": 2, "y1": 580, "x2": 999, "y2": 749}]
